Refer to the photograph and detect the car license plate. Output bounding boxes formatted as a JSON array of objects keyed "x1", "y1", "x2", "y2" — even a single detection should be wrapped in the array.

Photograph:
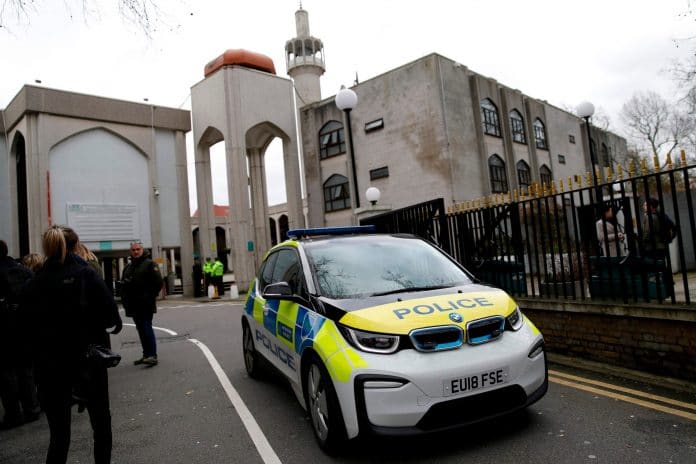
[{"x1": 443, "y1": 367, "x2": 509, "y2": 396}]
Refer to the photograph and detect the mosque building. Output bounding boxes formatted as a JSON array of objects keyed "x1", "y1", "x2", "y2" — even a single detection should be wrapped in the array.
[{"x1": 0, "y1": 5, "x2": 626, "y2": 295}]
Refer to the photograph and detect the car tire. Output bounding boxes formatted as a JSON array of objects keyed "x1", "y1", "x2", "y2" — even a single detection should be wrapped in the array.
[
  {"x1": 303, "y1": 354, "x2": 347, "y2": 454},
  {"x1": 242, "y1": 322, "x2": 261, "y2": 379}
]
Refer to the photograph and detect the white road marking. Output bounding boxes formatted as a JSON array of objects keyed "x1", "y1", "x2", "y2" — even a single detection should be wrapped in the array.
[
  {"x1": 189, "y1": 338, "x2": 282, "y2": 464},
  {"x1": 122, "y1": 322, "x2": 282, "y2": 464},
  {"x1": 122, "y1": 323, "x2": 178, "y2": 336}
]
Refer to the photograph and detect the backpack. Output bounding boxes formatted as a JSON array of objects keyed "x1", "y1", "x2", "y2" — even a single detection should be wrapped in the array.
[{"x1": 659, "y1": 214, "x2": 677, "y2": 244}]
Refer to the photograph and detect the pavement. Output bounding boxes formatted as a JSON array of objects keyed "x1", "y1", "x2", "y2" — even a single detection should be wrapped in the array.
[{"x1": 547, "y1": 352, "x2": 696, "y2": 395}]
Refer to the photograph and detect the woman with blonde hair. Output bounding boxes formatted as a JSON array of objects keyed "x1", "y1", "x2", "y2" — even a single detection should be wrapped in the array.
[
  {"x1": 21, "y1": 253, "x2": 44, "y2": 272},
  {"x1": 73, "y1": 242, "x2": 103, "y2": 279},
  {"x1": 20, "y1": 226, "x2": 122, "y2": 464}
]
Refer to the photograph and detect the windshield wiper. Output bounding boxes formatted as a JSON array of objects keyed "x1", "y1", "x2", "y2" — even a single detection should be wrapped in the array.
[{"x1": 370, "y1": 284, "x2": 454, "y2": 297}]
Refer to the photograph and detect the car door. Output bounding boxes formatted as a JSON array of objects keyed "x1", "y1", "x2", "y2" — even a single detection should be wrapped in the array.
[{"x1": 255, "y1": 247, "x2": 307, "y2": 383}]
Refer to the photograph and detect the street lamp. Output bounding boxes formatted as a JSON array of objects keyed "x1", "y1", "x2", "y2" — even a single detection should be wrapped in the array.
[
  {"x1": 365, "y1": 187, "x2": 381, "y2": 206},
  {"x1": 576, "y1": 101, "x2": 600, "y2": 202},
  {"x1": 335, "y1": 86, "x2": 360, "y2": 208}
]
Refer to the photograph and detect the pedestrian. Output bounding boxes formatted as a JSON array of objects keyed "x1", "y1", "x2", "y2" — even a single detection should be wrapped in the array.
[
  {"x1": 640, "y1": 197, "x2": 675, "y2": 297},
  {"x1": 21, "y1": 252, "x2": 45, "y2": 272},
  {"x1": 203, "y1": 257, "x2": 213, "y2": 291},
  {"x1": 192, "y1": 257, "x2": 203, "y2": 298},
  {"x1": 0, "y1": 240, "x2": 40, "y2": 430},
  {"x1": 19, "y1": 226, "x2": 122, "y2": 463},
  {"x1": 74, "y1": 242, "x2": 103, "y2": 279},
  {"x1": 596, "y1": 204, "x2": 625, "y2": 258},
  {"x1": 120, "y1": 241, "x2": 163, "y2": 366},
  {"x1": 212, "y1": 256, "x2": 225, "y2": 298}
]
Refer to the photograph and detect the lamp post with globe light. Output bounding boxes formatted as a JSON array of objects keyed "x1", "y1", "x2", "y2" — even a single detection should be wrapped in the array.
[
  {"x1": 335, "y1": 86, "x2": 360, "y2": 208},
  {"x1": 576, "y1": 101, "x2": 601, "y2": 202},
  {"x1": 365, "y1": 187, "x2": 381, "y2": 206}
]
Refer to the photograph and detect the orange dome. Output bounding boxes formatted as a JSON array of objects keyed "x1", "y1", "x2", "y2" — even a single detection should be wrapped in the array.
[{"x1": 204, "y1": 49, "x2": 276, "y2": 77}]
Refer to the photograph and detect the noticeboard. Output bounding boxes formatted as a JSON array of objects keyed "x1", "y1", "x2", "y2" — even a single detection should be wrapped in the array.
[{"x1": 66, "y1": 203, "x2": 139, "y2": 242}]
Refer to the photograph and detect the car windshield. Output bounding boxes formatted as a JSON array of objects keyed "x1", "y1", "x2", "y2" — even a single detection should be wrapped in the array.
[{"x1": 303, "y1": 235, "x2": 472, "y2": 299}]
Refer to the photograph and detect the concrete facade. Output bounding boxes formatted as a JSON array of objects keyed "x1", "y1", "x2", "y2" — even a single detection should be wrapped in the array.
[
  {"x1": 0, "y1": 85, "x2": 194, "y2": 294},
  {"x1": 190, "y1": 65, "x2": 304, "y2": 291},
  {"x1": 299, "y1": 54, "x2": 628, "y2": 227}
]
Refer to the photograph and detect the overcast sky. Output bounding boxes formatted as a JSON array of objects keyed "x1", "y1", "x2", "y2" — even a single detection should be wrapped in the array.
[{"x1": 1, "y1": 0, "x2": 693, "y2": 210}]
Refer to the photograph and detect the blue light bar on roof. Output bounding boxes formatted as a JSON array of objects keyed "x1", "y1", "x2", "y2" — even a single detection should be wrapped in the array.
[{"x1": 286, "y1": 225, "x2": 376, "y2": 239}]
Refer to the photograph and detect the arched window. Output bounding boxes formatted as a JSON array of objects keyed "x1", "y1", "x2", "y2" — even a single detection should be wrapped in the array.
[
  {"x1": 323, "y1": 174, "x2": 351, "y2": 212},
  {"x1": 533, "y1": 118, "x2": 547, "y2": 150},
  {"x1": 480, "y1": 99, "x2": 501, "y2": 137},
  {"x1": 540, "y1": 165, "x2": 552, "y2": 187},
  {"x1": 488, "y1": 155, "x2": 508, "y2": 193},
  {"x1": 279, "y1": 215, "x2": 289, "y2": 241},
  {"x1": 318, "y1": 121, "x2": 345, "y2": 159},
  {"x1": 510, "y1": 110, "x2": 526, "y2": 144},
  {"x1": 269, "y1": 217, "x2": 277, "y2": 246},
  {"x1": 516, "y1": 160, "x2": 531, "y2": 191}
]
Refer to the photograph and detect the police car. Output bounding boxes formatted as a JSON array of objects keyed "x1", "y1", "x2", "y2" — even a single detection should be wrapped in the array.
[{"x1": 242, "y1": 226, "x2": 547, "y2": 453}]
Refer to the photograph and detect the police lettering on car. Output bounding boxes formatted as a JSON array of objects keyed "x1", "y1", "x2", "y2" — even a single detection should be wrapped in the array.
[{"x1": 392, "y1": 297, "x2": 494, "y2": 319}]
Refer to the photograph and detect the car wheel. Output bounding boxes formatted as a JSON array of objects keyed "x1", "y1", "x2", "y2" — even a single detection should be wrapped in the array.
[
  {"x1": 304, "y1": 355, "x2": 346, "y2": 454},
  {"x1": 242, "y1": 322, "x2": 261, "y2": 379}
]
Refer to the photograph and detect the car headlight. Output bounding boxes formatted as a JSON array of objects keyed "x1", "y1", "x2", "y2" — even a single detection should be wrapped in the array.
[
  {"x1": 340, "y1": 326, "x2": 400, "y2": 354},
  {"x1": 505, "y1": 306, "x2": 524, "y2": 331}
]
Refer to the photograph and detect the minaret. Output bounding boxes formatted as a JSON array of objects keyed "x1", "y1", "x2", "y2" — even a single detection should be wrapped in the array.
[{"x1": 285, "y1": 5, "x2": 325, "y2": 106}]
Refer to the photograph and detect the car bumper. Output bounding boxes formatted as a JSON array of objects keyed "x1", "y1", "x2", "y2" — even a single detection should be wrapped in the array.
[{"x1": 332, "y1": 322, "x2": 547, "y2": 439}]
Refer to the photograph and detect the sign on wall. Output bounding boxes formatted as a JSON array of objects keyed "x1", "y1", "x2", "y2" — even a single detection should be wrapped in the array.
[{"x1": 66, "y1": 203, "x2": 139, "y2": 242}]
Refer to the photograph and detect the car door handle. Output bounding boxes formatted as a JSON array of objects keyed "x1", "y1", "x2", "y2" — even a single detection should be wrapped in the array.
[{"x1": 263, "y1": 304, "x2": 271, "y2": 316}]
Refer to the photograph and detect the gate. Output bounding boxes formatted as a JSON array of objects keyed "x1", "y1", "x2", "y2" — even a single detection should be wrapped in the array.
[{"x1": 359, "y1": 198, "x2": 450, "y2": 253}]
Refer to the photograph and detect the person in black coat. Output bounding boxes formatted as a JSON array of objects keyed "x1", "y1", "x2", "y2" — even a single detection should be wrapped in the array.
[
  {"x1": 120, "y1": 241, "x2": 163, "y2": 366},
  {"x1": 20, "y1": 227, "x2": 122, "y2": 464},
  {"x1": 0, "y1": 240, "x2": 40, "y2": 429}
]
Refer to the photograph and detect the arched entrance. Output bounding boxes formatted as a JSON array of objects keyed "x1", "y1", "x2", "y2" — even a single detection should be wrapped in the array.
[{"x1": 190, "y1": 63, "x2": 304, "y2": 289}]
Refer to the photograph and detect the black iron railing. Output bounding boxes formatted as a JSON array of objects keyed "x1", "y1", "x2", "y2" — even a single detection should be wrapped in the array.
[{"x1": 363, "y1": 156, "x2": 696, "y2": 305}]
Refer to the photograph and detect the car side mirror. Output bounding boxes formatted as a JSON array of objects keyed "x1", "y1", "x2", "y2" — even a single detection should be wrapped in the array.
[
  {"x1": 263, "y1": 281, "x2": 293, "y2": 298},
  {"x1": 263, "y1": 282, "x2": 309, "y2": 306}
]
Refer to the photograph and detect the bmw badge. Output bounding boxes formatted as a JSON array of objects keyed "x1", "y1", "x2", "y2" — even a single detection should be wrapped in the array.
[{"x1": 449, "y1": 312, "x2": 463, "y2": 323}]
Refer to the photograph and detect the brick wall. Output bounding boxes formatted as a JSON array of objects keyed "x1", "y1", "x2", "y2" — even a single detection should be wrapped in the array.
[{"x1": 520, "y1": 300, "x2": 696, "y2": 381}]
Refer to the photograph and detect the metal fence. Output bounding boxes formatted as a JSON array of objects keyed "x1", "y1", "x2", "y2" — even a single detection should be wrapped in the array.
[{"x1": 364, "y1": 154, "x2": 696, "y2": 305}]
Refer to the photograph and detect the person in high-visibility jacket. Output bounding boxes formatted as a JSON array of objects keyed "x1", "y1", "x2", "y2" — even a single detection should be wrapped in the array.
[
  {"x1": 202, "y1": 257, "x2": 213, "y2": 291},
  {"x1": 211, "y1": 257, "x2": 225, "y2": 298}
]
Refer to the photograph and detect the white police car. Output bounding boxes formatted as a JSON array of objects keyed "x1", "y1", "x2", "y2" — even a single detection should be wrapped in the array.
[{"x1": 242, "y1": 226, "x2": 547, "y2": 453}]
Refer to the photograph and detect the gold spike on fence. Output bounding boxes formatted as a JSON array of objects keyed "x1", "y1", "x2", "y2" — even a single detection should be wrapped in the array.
[
  {"x1": 628, "y1": 159, "x2": 636, "y2": 177},
  {"x1": 666, "y1": 152, "x2": 673, "y2": 170},
  {"x1": 653, "y1": 154, "x2": 660, "y2": 171},
  {"x1": 606, "y1": 166, "x2": 613, "y2": 182},
  {"x1": 617, "y1": 164, "x2": 623, "y2": 180},
  {"x1": 681, "y1": 149, "x2": 687, "y2": 165},
  {"x1": 559, "y1": 179, "x2": 564, "y2": 193},
  {"x1": 641, "y1": 158, "x2": 648, "y2": 175}
]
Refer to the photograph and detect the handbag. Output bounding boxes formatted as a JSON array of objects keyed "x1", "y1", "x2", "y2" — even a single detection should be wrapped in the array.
[
  {"x1": 83, "y1": 344, "x2": 122, "y2": 368},
  {"x1": 77, "y1": 275, "x2": 122, "y2": 369}
]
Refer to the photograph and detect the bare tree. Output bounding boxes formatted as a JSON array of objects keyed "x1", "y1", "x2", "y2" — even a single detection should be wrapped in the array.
[
  {"x1": 0, "y1": 0, "x2": 166, "y2": 37},
  {"x1": 620, "y1": 91, "x2": 693, "y2": 164}
]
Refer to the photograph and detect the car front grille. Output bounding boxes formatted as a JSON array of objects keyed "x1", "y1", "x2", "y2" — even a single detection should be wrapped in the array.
[
  {"x1": 409, "y1": 326, "x2": 463, "y2": 352},
  {"x1": 466, "y1": 316, "x2": 505, "y2": 345},
  {"x1": 417, "y1": 385, "x2": 527, "y2": 431}
]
